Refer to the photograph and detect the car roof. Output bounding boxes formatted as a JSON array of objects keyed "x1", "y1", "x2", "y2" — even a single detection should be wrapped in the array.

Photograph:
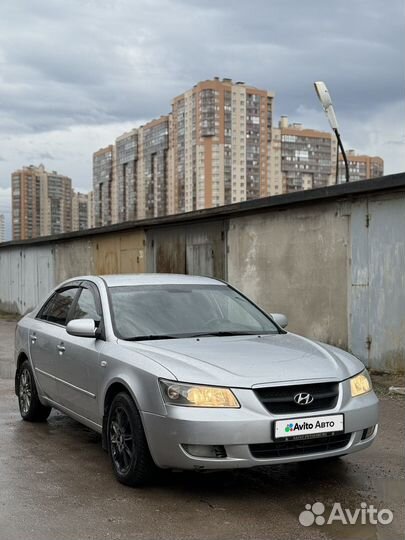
[{"x1": 100, "y1": 273, "x2": 225, "y2": 287}]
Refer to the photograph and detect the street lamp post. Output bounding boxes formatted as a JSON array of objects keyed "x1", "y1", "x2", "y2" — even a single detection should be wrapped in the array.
[{"x1": 314, "y1": 81, "x2": 350, "y2": 184}]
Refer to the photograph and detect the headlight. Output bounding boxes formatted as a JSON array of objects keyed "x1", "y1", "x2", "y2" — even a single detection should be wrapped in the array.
[
  {"x1": 159, "y1": 379, "x2": 240, "y2": 408},
  {"x1": 350, "y1": 371, "x2": 372, "y2": 397}
]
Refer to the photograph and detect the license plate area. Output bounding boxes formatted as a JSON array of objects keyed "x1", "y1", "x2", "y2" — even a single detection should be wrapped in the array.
[{"x1": 274, "y1": 414, "x2": 344, "y2": 440}]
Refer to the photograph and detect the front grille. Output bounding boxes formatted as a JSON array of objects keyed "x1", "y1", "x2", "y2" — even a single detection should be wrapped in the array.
[
  {"x1": 254, "y1": 382, "x2": 339, "y2": 414},
  {"x1": 250, "y1": 433, "x2": 351, "y2": 459}
]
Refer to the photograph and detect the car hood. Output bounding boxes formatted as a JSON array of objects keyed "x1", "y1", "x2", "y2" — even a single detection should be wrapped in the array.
[{"x1": 119, "y1": 332, "x2": 364, "y2": 388}]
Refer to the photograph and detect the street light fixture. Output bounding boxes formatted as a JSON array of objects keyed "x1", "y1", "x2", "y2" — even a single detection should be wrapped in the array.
[{"x1": 314, "y1": 81, "x2": 350, "y2": 183}]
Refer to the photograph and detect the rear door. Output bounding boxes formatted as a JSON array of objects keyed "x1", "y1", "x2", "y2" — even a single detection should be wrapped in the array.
[
  {"x1": 54, "y1": 282, "x2": 105, "y2": 424},
  {"x1": 29, "y1": 287, "x2": 80, "y2": 400}
]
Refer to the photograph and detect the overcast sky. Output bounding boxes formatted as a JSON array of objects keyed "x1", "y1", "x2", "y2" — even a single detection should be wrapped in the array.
[{"x1": 0, "y1": 0, "x2": 404, "y2": 237}]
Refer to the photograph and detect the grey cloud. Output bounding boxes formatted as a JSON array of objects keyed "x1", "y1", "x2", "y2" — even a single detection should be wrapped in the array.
[
  {"x1": 0, "y1": 0, "x2": 403, "y2": 167},
  {"x1": 33, "y1": 151, "x2": 56, "y2": 161},
  {"x1": 1, "y1": 0, "x2": 403, "y2": 131},
  {"x1": 386, "y1": 139, "x2": 405, "y2": 146}
]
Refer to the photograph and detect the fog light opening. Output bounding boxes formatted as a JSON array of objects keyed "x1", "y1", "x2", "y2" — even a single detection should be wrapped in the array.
[
  {"x1": 361, "y1": 425, "x2": 376, "y2": 440},
  {"x1": 182, "y1": 444, "x2": 227, "y2": 459}
]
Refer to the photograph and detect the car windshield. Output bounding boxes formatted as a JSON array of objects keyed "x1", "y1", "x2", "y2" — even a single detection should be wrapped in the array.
[{"x1": 108, "y1": 284, "x2": 279, "y2": 340}]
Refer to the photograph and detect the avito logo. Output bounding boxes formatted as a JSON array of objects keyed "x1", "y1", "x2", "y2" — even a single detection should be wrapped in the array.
[
  {"x1": 285, "y1": 419, "x2": 336, "y2": 433},
  {"x1": 299, "y1": 502, "x2": 394, "y2": 527}
]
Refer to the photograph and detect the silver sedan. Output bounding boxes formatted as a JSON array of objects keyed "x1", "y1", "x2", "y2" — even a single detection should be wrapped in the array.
[{"x1": 15, "y1": 274, "x2": 379, "y2": 486}]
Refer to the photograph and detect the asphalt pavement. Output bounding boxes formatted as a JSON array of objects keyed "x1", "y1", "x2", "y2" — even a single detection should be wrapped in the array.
[{"x1": 0, "y1": 320, "x2": 404, "y2": 540}]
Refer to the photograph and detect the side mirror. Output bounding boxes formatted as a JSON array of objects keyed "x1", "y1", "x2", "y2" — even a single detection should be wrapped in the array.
[
  {"x1": 271, "y1": 313, "x2": 288, "y2": 329},
  {"x1": 66, "y1": 318, "x2": 96, "y2": 338}
]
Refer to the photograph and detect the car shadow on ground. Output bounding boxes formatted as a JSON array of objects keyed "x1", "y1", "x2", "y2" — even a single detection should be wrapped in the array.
[{"x1": 39, "y1": 409, "x2": 365, "y2": 501}]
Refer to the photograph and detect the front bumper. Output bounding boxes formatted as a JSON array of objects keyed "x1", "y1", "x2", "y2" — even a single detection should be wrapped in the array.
[{"x1": 141, "y1": 383, "x2": 379, "y2": 470}]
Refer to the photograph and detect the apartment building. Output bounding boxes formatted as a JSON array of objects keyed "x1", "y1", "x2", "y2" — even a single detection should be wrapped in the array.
[
  {"x1": 140, "y1": 116, "x2": 169, "y2": 218},
  {"x1": 116, "y1": 129, "x2": 138, "y2": 222},
  {"x1": 72, "y1": 192, "x2": 92, "y2": 231},
  {"x1": 11, "y1": 165, "x2": 73, "y2": 240},
  {"x1": 339, "y1": 150, "x2": 384, "y2": 182},
  {"x1": 93, "y1": 78, "x2": 384, "y2": 223},
  {"x1": 87, "y1": 191, "x2": 95, "y2": 229},
  {"x1": 169, "y1": 78, "x2": 274, "y2": 214},
  {"x1": 40, "y1": 170, "x2": 73, "y2": 236},
  {"x1": 270, "y1": 116, "x2": 337, "y2": 195},
  {"x1": 0, "y1": 214, "x2": 5, "y2": 243},
  {"x1": 98, "y1": 117, "x2": 170, "y2": 225},
  {"x1": 93, "y1": 145, "x2": 116, "y2": 227},
  {"x1": 94, "y1": 78, "x2": 274, "y2": 223}
]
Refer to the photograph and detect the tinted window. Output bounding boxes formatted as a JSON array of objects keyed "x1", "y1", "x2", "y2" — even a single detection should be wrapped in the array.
[
  {"x1": 72, "y1": 288, "x2": 101, "y2": 321},
  {"x1": 40, "y1": 288, "x2": 78, "y2": 325}
]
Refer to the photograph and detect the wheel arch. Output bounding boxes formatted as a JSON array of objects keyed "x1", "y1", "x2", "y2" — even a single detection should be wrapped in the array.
[{"x1": 101, "y1": 379, "x2": 141, "y2": 450}]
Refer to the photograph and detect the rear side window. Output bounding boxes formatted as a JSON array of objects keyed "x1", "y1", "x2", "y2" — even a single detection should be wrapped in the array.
[{"x1": 39, "y1": 288, "x2": 78, "y2": 326}]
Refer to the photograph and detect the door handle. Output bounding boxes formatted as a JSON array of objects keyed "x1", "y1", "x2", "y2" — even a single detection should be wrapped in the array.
[
  {"x1": 57, "y1": 343, "x2": 66, "y2": 354},
  {"x1": 31, "y1": 335, "x2": 37, "y2": 344}
]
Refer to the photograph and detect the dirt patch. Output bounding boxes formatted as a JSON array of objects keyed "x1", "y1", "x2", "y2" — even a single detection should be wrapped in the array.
[
  {"x1": 0, "y1": 311, "x2": 20, "y2": 322},
  {"x1": 370, "y1": 370, "x2": 405, "y2": 400}
]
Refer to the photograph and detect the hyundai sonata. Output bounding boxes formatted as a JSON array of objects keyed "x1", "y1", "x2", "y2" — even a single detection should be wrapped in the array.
[{"x1": 15, "y1": 274, "x2": 378, "y2": 486}]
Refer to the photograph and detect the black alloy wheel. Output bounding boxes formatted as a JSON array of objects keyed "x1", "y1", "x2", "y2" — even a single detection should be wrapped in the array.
[{"x1": 107, "y1": 392, "x2": 156, "y2": 486}]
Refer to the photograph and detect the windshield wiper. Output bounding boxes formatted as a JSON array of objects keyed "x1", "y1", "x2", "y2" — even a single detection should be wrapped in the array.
[
  {"x1": 124, "y1": 330, "x2": 275, "y2": 341},
  {"x1": 124, "y1": 334, "x2": 180, "y2": 341},
  {"x1": 187, "y1": 331, "x2": 263, "y2": 338}
]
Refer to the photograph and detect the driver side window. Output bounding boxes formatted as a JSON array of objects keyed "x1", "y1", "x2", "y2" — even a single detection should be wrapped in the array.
[{"x1": 72, "y1": 287, "x2": 101, "y2": 322}]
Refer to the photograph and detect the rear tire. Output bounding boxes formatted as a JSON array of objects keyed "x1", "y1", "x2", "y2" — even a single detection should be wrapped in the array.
[
  {"x1": 17, "y1": 360, "x2": 52, "y2": 422},
  {"x1": 107, "y1": 392, "x2": 156, "y2": 487}
]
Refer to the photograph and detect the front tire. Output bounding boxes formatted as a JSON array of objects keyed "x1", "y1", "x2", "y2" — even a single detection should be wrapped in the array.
[
  {"x1": 107, "y1": 392, "x2": 156, "y2": 486},
  {"x1": 17, "y1": 360, "x2": 52, "y2": 422}
]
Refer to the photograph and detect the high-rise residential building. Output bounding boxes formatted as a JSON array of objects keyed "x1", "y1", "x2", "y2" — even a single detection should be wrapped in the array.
[
  {"x1": 116, "y1": 129, "x2": 138, "y2": 222},
  {"x1": 0, "y1": 214, "x2": 5, "y2": 243},
  {"x1": 40, "y1": 170, "x2": 73, "y2": 236},
  {"x1": 139, "y1": 116, "x2": 169, "y2": 218},
  {"x1": 87, "y1": 191, "x2": 95, "y2": 229},
  {"x1": 94, "y1": 78, "x2": 273, "y2": 221},
  {"x1": 106, "y1": 117, "x2": 170, "y2": 223},
  {"x1": 72, "y1": 192, "x2": 91, "y2": 231},
  {"x1": 338, "y1": 150, "x2": 384, "y2": 182},
  {"x1": 270, "y1": 116, "x2": 337, "y2": 194},
  {"x1": 93, "y1": 145, "x2": 117, "y2": 227},
  {"x1": 93, "y1": 79, "x2": 384, "y2": 224},
  {"x1": 12, "y1": 165, "x2": 41, "y2": 240},
  {"x1": 11, "y1": 164, "x2": 72, "y2": 240},
  {"x1": 168, "y1": 78, "x2": 274, "y2": 214}
]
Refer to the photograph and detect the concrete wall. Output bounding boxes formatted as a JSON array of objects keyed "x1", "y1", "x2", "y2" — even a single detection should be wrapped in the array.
[
  {"x1": 55, "y1": 239, "x2": 94, "y2": 282},
  {"x1": 1, "y1": 176, "x2": 404, "y2": 371},
  {"x1": 228, "y1": 203, "x2": 349, "y2": 349}
]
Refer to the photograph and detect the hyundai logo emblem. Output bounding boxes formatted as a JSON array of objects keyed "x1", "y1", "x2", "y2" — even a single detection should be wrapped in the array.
[{"x1": 294, "y1": 392, "x2": 314, "y2": 405}]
